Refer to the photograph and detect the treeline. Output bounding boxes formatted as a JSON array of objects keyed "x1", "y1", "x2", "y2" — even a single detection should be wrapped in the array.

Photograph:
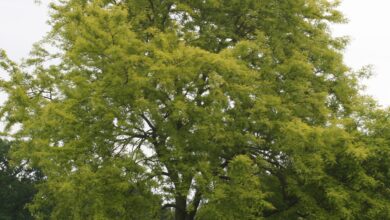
[{"x1": 0, "y1": 140, "x2": 41, "y2": 219}]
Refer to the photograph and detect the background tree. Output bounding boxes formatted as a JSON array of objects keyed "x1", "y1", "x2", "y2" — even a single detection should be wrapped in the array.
[
  {"x1": 0, "y1": 139, "x2": 41, "y2": 219},
  {"x1": 1, "y1": 0, "x2": 390, "y2": 219}
]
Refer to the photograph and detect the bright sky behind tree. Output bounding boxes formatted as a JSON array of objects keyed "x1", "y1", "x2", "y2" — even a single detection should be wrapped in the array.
[
  {"x1": 0, "y1": 0, "x2": 389, "y2": 106},
  {"x1": 333, "y1": 0, "x2": 390, "y2": 107}
]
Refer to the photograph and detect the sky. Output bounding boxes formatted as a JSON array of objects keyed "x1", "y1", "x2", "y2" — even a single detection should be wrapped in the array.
[
  {"x1": 0, "y1": 1, "x2": 389, "y2": 106},
  {"x1": 332, "y1": 1, "x2": 390, "y2": 107},
  {"x1": 0, "y1": 0, "x2": 50, "y2": 61}
]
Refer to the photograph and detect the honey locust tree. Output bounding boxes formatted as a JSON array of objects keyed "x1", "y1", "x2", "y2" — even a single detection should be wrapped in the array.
[{"x1": 1, "y1": 0, "x2": 390, "y2": 219}]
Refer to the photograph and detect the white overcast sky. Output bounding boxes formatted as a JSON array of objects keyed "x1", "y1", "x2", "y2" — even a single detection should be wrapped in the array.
[{"x1": 0, "y1": 0, "x2": 389, "y2": 106}]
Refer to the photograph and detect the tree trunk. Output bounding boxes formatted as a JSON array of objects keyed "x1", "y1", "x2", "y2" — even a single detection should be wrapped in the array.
[{"x1": 175, "y1": 195, "x2": 187, "y2": 220}]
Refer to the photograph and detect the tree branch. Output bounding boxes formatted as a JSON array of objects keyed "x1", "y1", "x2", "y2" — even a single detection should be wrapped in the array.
[
  {"x1": 140, "y1": 113, "x2": 156, "y2": 131},
  {"x1": 161, "y1": 203, "x2": 176, "y2": 209},
  {"x1": 188, "y1": 188, "x2": 202, "y2": 220}
]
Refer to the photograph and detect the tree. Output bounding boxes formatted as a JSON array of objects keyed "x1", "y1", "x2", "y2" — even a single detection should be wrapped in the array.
[
  {"x1": 1, "y1": 0, "x2": 390, "y2": 219},
  {"x1": 0, "y1": 139, "x2": 41, "y2": 219}
]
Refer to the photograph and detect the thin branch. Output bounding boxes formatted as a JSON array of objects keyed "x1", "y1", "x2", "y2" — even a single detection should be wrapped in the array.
[
  {"x1": 148, "y1": 0, "x2": 156, "y2": 23},
  {"x1": 162, "y1": 203, "x2": 176, "y2": 209},
  {"x1": 188, "y1": 188, "x2": 202, "y2": 219},
  {"x1": 140, "y1": 113, "x2": 156, "y2": 131}
]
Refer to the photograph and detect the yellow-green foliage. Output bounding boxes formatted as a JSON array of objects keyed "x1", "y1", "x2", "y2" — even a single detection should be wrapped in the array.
[{"x1": 1, "y1": 0, "x2": 390, "y2": 219}]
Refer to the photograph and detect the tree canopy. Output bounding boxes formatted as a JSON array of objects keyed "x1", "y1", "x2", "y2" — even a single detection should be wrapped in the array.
[{"x1": 1, "y1": 0, "x2": 390, "y2": 219}]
